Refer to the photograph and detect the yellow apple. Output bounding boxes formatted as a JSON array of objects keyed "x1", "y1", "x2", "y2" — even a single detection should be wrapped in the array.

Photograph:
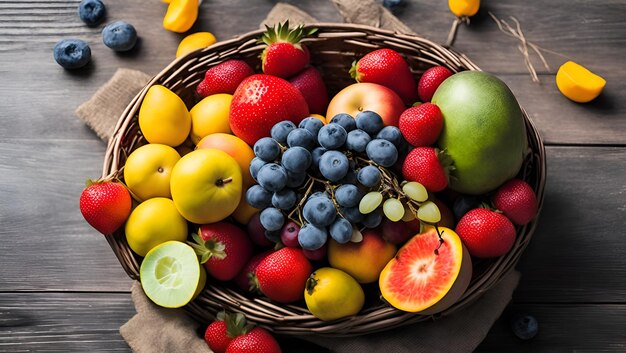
[
  {"x1": 123, "y1": 144, "x2": 181, "y2": 201},
  {"x1": 189, "y1": 93, "x2": 233, "y2": 144}
]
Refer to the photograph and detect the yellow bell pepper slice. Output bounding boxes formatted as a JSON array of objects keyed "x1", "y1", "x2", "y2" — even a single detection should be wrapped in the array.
[
  {"x1": 448, "y1": 0, "x2": 480, "y2": 17},
  {"x1": 176, "y1": 32, "x2": 216, "y2": 58},
  {"x1": 556, "y1": 61, "x2": 606, "y2": 103},
  {"x1": 163, "y1": 0, "x2": 198, "y2": 33}
]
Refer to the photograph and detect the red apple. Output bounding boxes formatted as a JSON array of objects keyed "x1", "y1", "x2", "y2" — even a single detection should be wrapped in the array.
[{"x1": 326, "y1": 83, "x2": 405, "y2": 127}]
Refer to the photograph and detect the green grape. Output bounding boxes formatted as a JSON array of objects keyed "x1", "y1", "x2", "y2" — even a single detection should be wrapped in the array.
[
  {"x1": 402, "y1": 181, "x2": 428, "y2": 202},
  {"x1": 350, "y1": 227, "x2": 363, "y2": 243},
  {"x1": 417, "y1": 201, "x2": 441, "y2": 223},
  {"x1": 401, "y1": 204, "x2": 416, "y2": 222},
  {"x1": 383, "y1": 198, "x2": 404, "y2": 222},
  {"x1": 359, "y1": 191, "x2": 383, "y2": 214}
]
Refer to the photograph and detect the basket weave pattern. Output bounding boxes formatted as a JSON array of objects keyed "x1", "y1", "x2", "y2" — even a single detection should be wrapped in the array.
[{"x1": 103, "y1": 23, "x2": 546, "y2": 336}]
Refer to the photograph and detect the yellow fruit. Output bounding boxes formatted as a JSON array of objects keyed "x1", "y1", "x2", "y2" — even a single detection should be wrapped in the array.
[
  {"x1": 448, "y1": 0, "x2": 480, "y2": 17},
  {"x1": 556, "y1": 61, "x2": 606, "y2": 103},
  {"x1": 176, "y1": 32, "x2": 217, "y2": 58},
  {"x1": 125, "y1": 198, "x2": 188, "y2": 257},
  {"x1": 305, "y1": 267, "x2": 365, "y2": 321},
  {"x1": 163, "y1": 0, "x2": 198, "y2": 33},
  {"x1": 170, "y1": 149, "x2": 242, "y2": 224},
  {"x1": 123, "y1": 144, "x2": 181, "y2": 202},
  {"x1": 196, "y1": 133, "x2": 255, "y2": 187},
  {"x1": 231, "y1": 193, "x2": 259, "y2": 224},
  {"x1": 189, "y1": 94, "x2": 233, "y2": 144},
  {"x1": 309, "y1": 114, "x2": 327, "y2": 125},
  {"x1": 138, "y1": 85, "x2": 191, "y2": 147}
]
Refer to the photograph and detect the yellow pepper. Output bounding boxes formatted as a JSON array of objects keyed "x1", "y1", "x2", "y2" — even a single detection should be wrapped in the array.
[
  {"x1": 163, "y1": 0, "x2": 198, "y2": 33},
  {"x1": 176, "y1": 32, "x2": 216, "y2": 58},
  {"x1": 448, "y1": 0, "x2": 480, "y2": 17},
  {"x1": 556, "y1": 61, "x2": 606, "y2": 103}
]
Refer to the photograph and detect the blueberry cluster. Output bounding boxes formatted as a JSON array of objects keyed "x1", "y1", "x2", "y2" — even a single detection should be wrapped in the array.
[{"x1": 246, "y1": 111, "x2": 410, "y2": 251}]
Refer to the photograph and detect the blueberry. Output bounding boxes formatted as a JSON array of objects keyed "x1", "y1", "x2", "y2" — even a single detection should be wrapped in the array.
[
  {"x1": 308, "y1": 191, "x2": 329, "y2": 201},
  {"x1": 246, "y1": 185, "x2": 272, "y2": 209},
  {"x1": 335, "y1": 184, "x2": 361, "y2": 208},
  {"x1": 298, "y1": 223, "x2": 328, "y2": 250},
  {"x1": 355, "y1": 111, "x2": 384, "y2": 135},
  {"x1": 310, "y1": 146, "x2": 327, "y2": 173},
  {"x1": 78, "y1": 0, "x2": 106, "y2": 26},
  {"x1": 102, "y1": 20, "x2": 137, "y2": 52},
  {"x1": 329, "y1": 113, "x2": 356, "y2": 132},
  {"x1": 303, "y1": 196, "x2": 337, "y2": 227},
  {"x1": 271, "y1": 120, "x2": 296, "y2": 144},
  {"x1": 53, "y1": 39, "x2": 91, "y2": 69},
  {"x1": 366, "y1": 139, "x2": 398, "y2": 167},
  {"x1": 272, "y1": 189, "x2": 297, "y2": 210},
  {"x1": 329, "y1": 218, "x2": 353, "y2": 244},
  {"x1": 281, "y1": 146, "x2": 312, "y2": 173},
  {"x1": 249, "y1": 157, "x2": 267, "y2": 181},
  {"x1": 319, "y1": 151, "x2": 350, "y2": 182},
  {"x1": 376, "y1": 126, "x2": 405, "y2": 148},
  {"x1": 254, "y1": 137, "x2": 281, "y2": 162},
  {"x1": 260, "y1": 207, "x2": 285, "y2": 231},
  {"x1": 264, "y1": 229, "x2": 281, "y2": 243},
  {"x1": 339, "y1": 170, "x2": 358, "y2": 185},
  {"x1": 511, "y1": 314, "x2": 539, "y2": 340},
  {"x1": 357, "y1": 166, "x2": 382, "y2": 188},
  {"x1": 383, "y1": 0, "x2": 406, "y2": 13},
  {"x1": 340, "y1": 206, "x2": 364, "y2": 223},
  {"x1": 287, "y1": 128, "x2": 316, "y2": 150},
  {"x1": 317, "y1": 123, "x2": 347, "y2": 150},
  {"x1": 256, "y1": 163, "x2": 287, "y2": 192},
  {"x1": 286, "y1": 170, "x2": 307, "y2": 188},
  {"x1": 299, "y1": 117, "x2": 325, "y2": 137},
  {"x1": 345, "y1": 129, "x2": 371, "y2": 153},
  {"x1": 362, "y1": 208, "x2": 383, "y2": 228},
  {"x1": 453, "y1": 196, "x2": 481, "y2": 220}
]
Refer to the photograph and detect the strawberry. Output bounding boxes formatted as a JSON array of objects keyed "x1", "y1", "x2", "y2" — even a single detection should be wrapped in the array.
[
  {"x1": 418, "y1": 66, "x2": 453, "y2": 102},
  {"x1": 254, "y1": 247, "x2": 312, "y2": 303},
  {"x1": 492, "y1": 179, "x2": 538, "y2": 225},
  {"x1": 398, "y1": 103, "x2": 444, "y2": 146},
  {"x1": 79, "y1": 180, "x2": 132, "y2": 235},
  {"x1": 402, "y1": 147, "x2": 452, "y2": 192},
  {"x1": 259, "y1": 20, "x2": 317, "y2": 78},
  {"x1": 190, "y1": 222, "x2": 253, "y2": 281},
  {"x1": 455, "y1": 208, "x2": 516, "y2": 258},
  {"x1": 350, "y1": 48, "x2": 417, "y2": 104},
  {"x1": 288, "y1": 66, "x2": 329, "y2": 114},
  {"x1": 234, "y1": 251, "x2": 271, "y2": 292},
  {"x1": 204, "y1": 312, "x2": 250, "y2": 353},
  {"x1": 226, "y1": 327, "x2": 282, "y2": 353},
  {"x1": 229, "y1": 74, "x2": 309, "y2": 146},
  {"x1": 196, "y1": 59, "x2": 255, "y2": 97}
]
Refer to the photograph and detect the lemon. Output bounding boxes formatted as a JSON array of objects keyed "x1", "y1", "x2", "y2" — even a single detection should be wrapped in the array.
[
  {"x1": 125, "y1": 198, "x2": 188, "y2": 257},
  {"x1": 189, "y1": 94, "x2": 233, "y2": 144},
  {"x1": 176, "y1": 32, "x2": 217, "y2": 58},
  {"x1": 556, "y1": 61, "x2": 606, "y2": 103},
  {"x1": 138, "y1": 85, "x2": 191, "y2": 147},
  {"x1": 140, "y1": 241, "x2": 202, "y2": 308},
  {"x1": 124, "y1": 144, "x2": 181, "y2": 201},
  {"x1": 448, "y1": 0, "x2": 480, "y2": 17},
  {"x1": 305, "y1": 267, "x2": 365, "y2": 321}
]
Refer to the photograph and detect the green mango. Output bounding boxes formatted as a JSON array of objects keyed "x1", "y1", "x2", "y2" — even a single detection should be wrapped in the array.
[{"x1": 432, "y1": 71, "x2": 527, "y2": 195}]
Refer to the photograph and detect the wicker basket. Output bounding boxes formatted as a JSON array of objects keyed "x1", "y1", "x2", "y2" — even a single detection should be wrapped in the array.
[{"x1": 103, "y1": 23, "x2": 546, "y2": 336}]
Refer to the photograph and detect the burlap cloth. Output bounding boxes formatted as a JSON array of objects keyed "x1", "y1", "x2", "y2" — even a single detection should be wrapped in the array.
[{"x1": 75, "y1": 2, "x2": 521, "y2": 352}]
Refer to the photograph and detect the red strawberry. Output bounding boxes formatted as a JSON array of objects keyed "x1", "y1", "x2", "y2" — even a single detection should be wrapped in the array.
[
  {"x1": 398, "y1": 103, "x2": 444, "y2": 146},
  {"x1": 226, "y1": 327, "x2": 282, "y2": 353},
  {"x1": 190, "y1": 222, "x2": 253, "y2": 281},
  {"x1": 455, "y1": 208, "x2": 516, "y2": 258},
  {"x1": 204, "y1": 312, "x2": 249, "y2": 353},
  {"x1": 254, "y1": 247, "x2": 312, "y2": 303},
  {"x1": 288, "y1": 66, "x2": 329, "y2": 114},
  {"x1": 234, "y1": 251, "x2": 271, "y2": 292},
  {"x1": 230, "y1": 74, "x2": 309, "y2": 146},
  {"x1": 402, "y1": 147, "x2": 452, "y2": 192},
  {"x1": 492, "y1": 179, "x2": 538, "y2": 225},
  {"x1": 418, "y1": 66, "x2": 453, "y2": 102},
  {"x1": 350, "y1": 48, "x2": 417, "y2": 104},
  {"x1": 260, "y1": 20, "x2": 316, "y2": 78},
  {"x1": 79, "y1": 180, "x2": 132, "y2": 235},
  {"x1": 196, "y1": 59, "x2": 255, "y2": 97}
]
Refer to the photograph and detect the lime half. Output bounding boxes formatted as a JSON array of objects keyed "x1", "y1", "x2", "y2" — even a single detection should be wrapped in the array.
[{"x1": 140, "y1": 241, "x2": 201, "y2": 308}]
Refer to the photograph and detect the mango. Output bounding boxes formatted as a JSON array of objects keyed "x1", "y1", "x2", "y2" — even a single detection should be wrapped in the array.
[{"x1": 138, "y1": 85, "x2": 191, "y2": 147}]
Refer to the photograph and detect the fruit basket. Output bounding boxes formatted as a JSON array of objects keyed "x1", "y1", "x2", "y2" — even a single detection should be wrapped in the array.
[{"x1": 102, "y1": 23, "x2": 546, "y2": 336}]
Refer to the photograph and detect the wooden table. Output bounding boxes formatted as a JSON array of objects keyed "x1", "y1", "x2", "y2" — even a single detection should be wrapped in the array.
[{"x1": 1, "y1": 0, "x2": 624, "y2": 351}]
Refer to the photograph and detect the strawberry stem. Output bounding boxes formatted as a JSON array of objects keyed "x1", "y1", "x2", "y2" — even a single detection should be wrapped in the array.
[{"x1": 187, "y1": 232, "x2": 227, "y2": 264}]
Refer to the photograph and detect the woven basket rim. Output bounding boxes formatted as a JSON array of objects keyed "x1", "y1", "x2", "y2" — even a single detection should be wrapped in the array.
[{"x1": 102, "y1": 22, "x2": 546, "y2": 336}]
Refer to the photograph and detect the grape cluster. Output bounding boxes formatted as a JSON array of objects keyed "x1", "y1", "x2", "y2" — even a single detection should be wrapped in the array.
[{"x1": 246, "y1": 111, "x2": 441, "y2": 252}]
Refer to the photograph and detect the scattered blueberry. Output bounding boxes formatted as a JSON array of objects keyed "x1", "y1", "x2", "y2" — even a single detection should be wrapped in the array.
[
  {"x1": 366, "y1": 139, "x2": 399, "y2": 167},
  {"x1": 281, "y1": 146, "x2": 312, "y2": 173},
  {"x1": 382, "y1": 0, "x2": 406, "y2": 13},
  {"x1": 346, "y1": 129, "x2": 371, "y2": 153},
  {"x1": 329, "y1": 218, "x2": 353, "y2": 243},
  {"x1": 329, "y1": 113, "x2": 356, "y2": 132},
  {"x1": 102, "y1": 20, "x2": 137, "y2": 52},
  {"x1": 299, "y1": 117, "x2": 325, "y2": 137},
  {"x1": 319, "y1": 151, "x2": 350, "y2": 182},
  {"x1": 298, "y1": 223, "x2": 329, "y2": 250},
  {"x1": 511, "y1": 314, "x2": 539, "y2": 340},
  {"x1": 303, "y1": 196, "x2": 337, "y2": 227},
  {"x1": 287, "y1": 128, "x2": 316, "y2": 150},
  {"x1": 271, "y1": 120, "x2": 296, "y2": 144},
  {"x1": 357, "y1": 165, "x2": 382, "y2": 188},
  {"x1": 272, "y1": 189, "x2": 297, "y2": 210},
  {"x1": 53, "y1": 39, "x2": 91, "y2": 69},
  {"x1": 335, "y1": 184, "x2": 361, "y2": 208},
  {"x1": 317, "y1": 123, "x2": 347, "y2": 150},
  {"x1": 260, "y1": 207, "x2": 285, "y2": 231},
  {"x1": 355, "y1": 111, "x2": 384, "y2": 135},
  {"x1": 254, "y1": 137, "x2": 281, "y2": 162},
  {"x1": 256, "y1": 163, "x2": 287, "y2": 192},
  {"x1": 78, "y1": 0, "x2": 106, "y2": 27},
  {"x1": 246, "y1": 185, "x2": 272, "y2": 209}
]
